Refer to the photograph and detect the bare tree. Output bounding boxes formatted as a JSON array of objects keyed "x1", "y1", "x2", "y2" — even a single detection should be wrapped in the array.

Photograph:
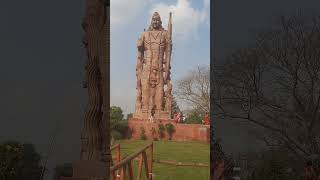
[
  {"x1": 174, "y1": 66, "x2": 210, "y2": 114},
  {"x1": 213, "y1": 16, "x2": 320, "y2": 158}
]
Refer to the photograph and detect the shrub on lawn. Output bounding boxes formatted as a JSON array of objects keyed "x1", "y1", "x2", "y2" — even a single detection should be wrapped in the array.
[
  {"x1": 165, "y1": 123, "x2": 176, "y2": 140},
  {"x1": 140, "y1": 126, "x2": 147, "y2": 140},
  {"x1": 158, "y1": 124, "x2": 166, "y2": 140},
  {"x1": 150, "y1": 127, "x2": 158, "y2": 141}
]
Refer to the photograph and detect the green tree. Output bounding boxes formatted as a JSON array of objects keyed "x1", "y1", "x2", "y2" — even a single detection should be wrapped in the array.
[
  {"x1": 0, "y1": 141, "x2": 43, "y2": 180},
  {"x1": 126, "y1": 113, "x2": 133, "y2": 120},
  {"x1": 110, "y1": 106, "x2": 124, "y2": 121},
  {"x1": 171, "y1": 97, "x2": 181, "y2": 118},
  {"x1": 184, "y1": 108, "x2": 205, "y2": 124},
  {"x1": 110, "y1": 106, "x2": 129, "y2": 140}
]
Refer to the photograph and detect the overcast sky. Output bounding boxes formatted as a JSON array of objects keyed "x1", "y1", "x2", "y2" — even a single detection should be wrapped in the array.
[{"x1": 110, "y1": 0, "x2": 210, "y2": 114}]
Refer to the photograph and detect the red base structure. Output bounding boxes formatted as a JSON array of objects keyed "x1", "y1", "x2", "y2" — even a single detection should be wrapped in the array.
[{"x1": 128, "y1": 118, "x2": 210, "y2": 142}]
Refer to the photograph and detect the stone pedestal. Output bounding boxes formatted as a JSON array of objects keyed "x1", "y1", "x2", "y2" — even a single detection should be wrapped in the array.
[
  {"x1": 133, "y1": 109, "x2": 148, "y2": 119},
  {"x1": 157, "y1": 111, "x2": 170, "y2": 119},
  {"x1": 128, "y1": 118, "x2": 210, "y2": 142},
  {"x1": 133, "y1": 110, "x2": 170, "y2": 119}
]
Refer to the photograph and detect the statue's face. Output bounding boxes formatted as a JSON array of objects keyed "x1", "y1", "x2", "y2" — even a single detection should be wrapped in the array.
[{"x1": 151, "y1": 17, "x2": 161, "y2": 29}]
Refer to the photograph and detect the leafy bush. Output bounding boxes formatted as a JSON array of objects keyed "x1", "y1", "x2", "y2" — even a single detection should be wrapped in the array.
[
  {"x1": 158, "y1": 124, "x2": 166, "y2": 140},
  {"x1": 0, "y1": 141, "x2": 43, "y2": 180},
  {"x1": 184, "y1": 109, "x2": 204, "y2": 124},
  {"x1": 110, "y1": 106, "x2": 129, "y2": 140},
  {"x1": 171, "y1": 97, "x2": 181, "y2": 119},
  {"x1": 140, "y1": 126, "x2": 147, "y2": 140},
  {"x1": 150, "y1": 127, "x2": 158, "y2": 141},
  {"x1": 165, "y1": 123, "x2": 176, "y2": 140}
]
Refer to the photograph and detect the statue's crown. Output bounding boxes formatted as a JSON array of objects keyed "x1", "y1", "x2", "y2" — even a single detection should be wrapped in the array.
[{"x1": 152, "y1": 12, "x2": 161, "y2": 19}]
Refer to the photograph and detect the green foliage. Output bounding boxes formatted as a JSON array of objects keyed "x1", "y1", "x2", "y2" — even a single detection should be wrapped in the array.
[
  {"x1": 171, "y1": 97, "x2": 181, "y2": 118},
  {"x1": 110, "y1": 106, "x2": 124, "y2": 121},
  {"x1": 140, "y1": 126, "x2": 147, "y2": 140},
  {"x1": 110, "y1": 106, "x2": 129, "y2": 140},
  {"x1": 184, "y1": 108, "x2": 205, "y2": 124},
  {"x1": 150, "y1": 127, "x2": 158, "y2": 141},
  {"x1": 0, "y1": 141, "x2": 43, "y2": 180},
  {"x1": 158, "y1": 124, "x2": 166, "y2": 140},
  {"x1": 126, "y1": 113, "x2": 133, "y2": 120},
  {"x1": 53, "y1": 163, "x2": 72, "y2": 180},
  {"x1": 165, "y1": 123, "x2": 176, "y2": 140}
]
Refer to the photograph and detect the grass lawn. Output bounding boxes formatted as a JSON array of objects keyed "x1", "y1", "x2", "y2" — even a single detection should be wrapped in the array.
[{"x1": 112, "y1": 140, "x2": 210, "y2": 180}]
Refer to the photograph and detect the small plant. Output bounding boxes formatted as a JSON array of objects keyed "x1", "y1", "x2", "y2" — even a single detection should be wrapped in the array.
[
  {"x1": 165, "y1": 123, "x2": 176, "y2": 140},
  {"x1": 150, "y1": 127, "x2": 158, "y2": 141},
  {"x1": 158, "y1": 124, "x2": 166, "y2": 140},
  {"x1": 140, "y1": 126, "x2": 147, "y2": 140}
]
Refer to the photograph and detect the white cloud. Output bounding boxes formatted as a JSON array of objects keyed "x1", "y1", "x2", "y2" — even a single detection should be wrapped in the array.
[
  {"x1": 201, "y1": 0, "x2": 210, "y2": 25},
  {"x1": 149, "y1": 0, "x2": 209, "y2": 41},
  {"x1": 111, "y1": 0, "x2": 153, "y2": 28}
]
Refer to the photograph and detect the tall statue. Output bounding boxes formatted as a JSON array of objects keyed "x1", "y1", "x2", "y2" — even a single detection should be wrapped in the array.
[{"x1": 134, "y1": 12, "x2": 173, "y2": 120}]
